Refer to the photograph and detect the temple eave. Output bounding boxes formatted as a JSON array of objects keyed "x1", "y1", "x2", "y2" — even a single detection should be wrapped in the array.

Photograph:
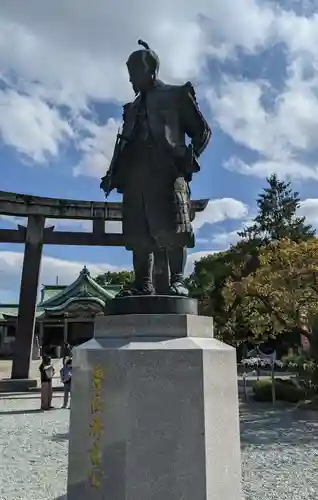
[{"x1": 0, "y1": 266, "x2": 120, "y2": 357}]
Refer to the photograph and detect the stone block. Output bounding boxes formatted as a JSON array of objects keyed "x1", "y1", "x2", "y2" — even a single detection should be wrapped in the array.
[
  {"x1": 67, "y1": 314, "x2": 242, "y2": 500},
  {"x1": 0, "y1": 378, "x2": 38, "y2": 393},
  {"x1": 94, "y1": 313, "x2": 214, "y2": 339}
]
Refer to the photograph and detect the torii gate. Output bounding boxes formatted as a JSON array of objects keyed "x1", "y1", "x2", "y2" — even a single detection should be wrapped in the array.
[{"x1": 0, "y1": 190, "x2": 208, "y2": 381}]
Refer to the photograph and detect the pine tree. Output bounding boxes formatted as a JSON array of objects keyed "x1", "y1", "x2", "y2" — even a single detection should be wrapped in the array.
[{"x1": 239, "y1": 174, "x2": 315, "y2": 242}]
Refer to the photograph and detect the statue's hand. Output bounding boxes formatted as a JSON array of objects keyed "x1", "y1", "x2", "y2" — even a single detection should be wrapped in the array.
[{"x1": 100, "y1": 174, "x2": 113, "y2": 198}]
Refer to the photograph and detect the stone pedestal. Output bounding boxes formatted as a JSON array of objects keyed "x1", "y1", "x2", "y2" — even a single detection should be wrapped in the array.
[
  {"x1": 106, "y1": 295, "x2": 198, "y2": 315},
  {"x1": 67, "y1": 314, "x2": 242, "y2": 500}
]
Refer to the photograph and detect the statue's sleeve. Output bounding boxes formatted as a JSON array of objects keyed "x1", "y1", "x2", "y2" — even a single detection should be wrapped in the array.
[
  {"x1": 179, "y1": 81, "x2": 211, "y2": 157},
  {"x1": 122, "y1": 102, "x2": 132, "y2": 122}
]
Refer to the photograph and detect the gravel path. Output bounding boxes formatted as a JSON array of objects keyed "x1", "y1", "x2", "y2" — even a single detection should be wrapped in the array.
[
  {"x1": 0, "y1": 391, "x2": 68, "y2": 500},
  {"x1": 241, "y1": 401, "x2": 318, "y2": 500},
  {"x1": 0, "y1": 394, "x2": 317, "y2": 500}
]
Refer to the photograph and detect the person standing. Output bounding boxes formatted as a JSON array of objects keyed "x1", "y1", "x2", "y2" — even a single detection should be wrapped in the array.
[
  {"x1": 60, "y1": 357, "x2": 72, "y2": 409},
  {"x1": 39, "y1": 355, "x2": 55, "y2": 410},
  {"x1": 62, "y1": 343, "x2": 72, "y2": 365}
]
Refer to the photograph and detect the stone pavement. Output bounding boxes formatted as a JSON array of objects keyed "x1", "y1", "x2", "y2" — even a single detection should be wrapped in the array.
[
  {"x1": 240, "y1": 401, "x2": 318, "y2": 500},
  {"x1": 0, "y1": 392, "x2": 318, "y2": 500},
  {"x1": 0, "y1": 358, "x2": 63, "y2": 379},
  {"x1": 0, "y1": 391, "x2": 68, "y2": 500}
]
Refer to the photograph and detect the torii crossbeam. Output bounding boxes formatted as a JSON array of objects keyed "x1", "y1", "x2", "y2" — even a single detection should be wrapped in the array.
[{"x1": 0, "y1": 190, "x2": 208, "y2": 380}]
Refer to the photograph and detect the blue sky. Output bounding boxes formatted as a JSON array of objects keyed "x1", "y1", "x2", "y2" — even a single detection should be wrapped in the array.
[{"x1": 1, "y1": 0, "x2": 318, "y2": 302}]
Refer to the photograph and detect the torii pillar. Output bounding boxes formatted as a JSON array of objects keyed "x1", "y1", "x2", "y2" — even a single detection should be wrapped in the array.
[{"x1": 11, "y1": 215, "x2": 45, "y2": 381}]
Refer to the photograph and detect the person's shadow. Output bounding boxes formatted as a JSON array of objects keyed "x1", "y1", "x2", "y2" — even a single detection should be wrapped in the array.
[{"x1": 50, "y1": 432, "x2": 69, "y2": 442}]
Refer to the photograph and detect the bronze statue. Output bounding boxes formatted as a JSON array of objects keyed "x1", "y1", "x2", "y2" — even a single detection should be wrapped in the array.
[{"x1": 101, "y1": 40, "x2": 211, "y2": 297}]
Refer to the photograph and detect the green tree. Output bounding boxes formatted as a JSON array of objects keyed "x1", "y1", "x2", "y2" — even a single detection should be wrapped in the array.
[
  {"x1": 95, "y1": 270, "x2": 134, "y2": 287},
  {"x1": 228, "y1": 238, "x2": 318, "y2": 342},
  {"x1": 187, "y1": 251, "x2": 234, "y2": 311},
  {"x1": 187, "y1": 245, "x2": 262, "y2": 344},
  {"x1": 188, "y1": 175, "x2": 315, "y2": 344},
  {"x1": 227, "y1": 238, "x2": 318, "y2": 384},
  {"x1": 239, "y1": 174, "x2": 315, "y2": 242}
]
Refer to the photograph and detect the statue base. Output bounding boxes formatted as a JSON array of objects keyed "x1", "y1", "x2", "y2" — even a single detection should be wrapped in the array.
[
  {"x1": 105, "y1": 295, "x2": 198, "y2": 315},
  {"x1": 67, "y1": 313, "x2": 242, "y2": 500}
]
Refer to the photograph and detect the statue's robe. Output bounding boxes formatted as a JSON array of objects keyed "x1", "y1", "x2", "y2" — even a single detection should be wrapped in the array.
[{"x1": 109, "y1": 79, "x2": 211, "y2": 251}]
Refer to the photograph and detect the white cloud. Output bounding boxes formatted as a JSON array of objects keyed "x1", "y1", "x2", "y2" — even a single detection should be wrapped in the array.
[
  {"x1": 73, "y1": 117, "x2": 121, "y2": 178},
  {"x1": 207, "y1": 215, "x2": 256, "y2": 249},
  {"x1": 0, "y1": 214, "x2": 26, "y2": 227},
  {"x1": 0, "y1": 0, "x2": 277, "y2": 105},
  {"x1": 225, "y1": 157, "x2": 318, "y2": 181},
  {"x1": 207, "y1": 80, "x2": 279, "y2": 157},
  {"x1": 210, "y1": 229, "x2": 242, "y2": 248},
  {"x1": 195, "y1": 216, "x2": 254, "y2": 252},
  {"x1": 0, "y1": 250, "x2": 126, "y2": 302},
  {"x1": 207, "y1": 68, "x2": 318, "y2": 181},
  {"x1": 277, "y1": 8, "x2": 318, "y2": 56},
  {"x1": 186, "y1": 202, "x2": 251, "y2": 273},
  {"x1": 193, "y1": 197, "x2": 248, "y2": 231},
  {"x1": 185, "y1": 250, "x2": 218, "y2": 275},
  {"x1": 0, "y1": 0, "x2": 306, "y2": 175},
  {"x1": 205, "y1": 9, "x2": 318, "y2": 181},
  {"x1": 105, "y1": 221, "x2": 122, "y2": 234},
  {"x1": 0, "y1": 89, "x2": 73, "y2": 162},
  {"x1": 186, "y1": 198, "x2": 248, "y2": 273},
  {"x1": 0, "y1": 1, "x2": 317, "y2": 183},
  {"x1": 298, "y1": 198, "x2": 318, "y2": 227}
]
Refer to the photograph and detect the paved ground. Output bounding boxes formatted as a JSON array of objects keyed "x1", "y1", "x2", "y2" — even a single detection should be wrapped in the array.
[
  {"x1": 0, "y1": 391, "x2": 68, "y2": 500},
  {"x1": 0, "y1": 392, "x2": 317, "y2": 500},
  {"x1": 240, "y1": 401, "x2": 318, "y2": 500},
  {"x1": 0, "y1": 359, "x2": 62, "y2": 380}
]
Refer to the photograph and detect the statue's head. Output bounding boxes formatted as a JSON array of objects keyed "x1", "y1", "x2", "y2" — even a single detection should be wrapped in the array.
[{"x1": 126, "y1": 40, "x2": 159, "y2": 94}]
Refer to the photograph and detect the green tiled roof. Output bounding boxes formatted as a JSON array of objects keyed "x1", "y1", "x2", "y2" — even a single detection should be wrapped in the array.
[
  {"x1": 0, "y1": 266, "x2": 121, "y2": 319},
  {"x1": 40, "y1": 266, "x2": 118, "y2": 308},
  {"x1": 0, "y1": 305, "x2": 18, "y2": 320},
  {"x1": 40, "y1": 285, "x2": 66, "y2": 303},
  {"x1": 0, "y1": 306, "x2": 44, "y2": 319},
  {"x1": 43, "y1": 296, "x2": 106, "y2": 312}
]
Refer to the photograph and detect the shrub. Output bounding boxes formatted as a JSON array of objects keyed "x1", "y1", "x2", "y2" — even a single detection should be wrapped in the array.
[
  {"x1": 253, "y1": 377, "x2": 306, "y2": 403},
  {"x1": 253, "y1": 378, "x2": 273, "y2": 402},
  {"x1": 281, "y1": 353, "x2": 318, "y2": 393},
  {"x1": 281, "y1": 353, "x2": 315, "y2": 374},
  {"x1": 242, "y1": 356, "x2": 284, "y2": 370}
]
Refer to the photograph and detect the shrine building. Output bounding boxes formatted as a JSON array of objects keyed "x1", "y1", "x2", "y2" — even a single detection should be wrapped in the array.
[{"x1": 0, "y1": 266, "x2": 121, "y2": 357}]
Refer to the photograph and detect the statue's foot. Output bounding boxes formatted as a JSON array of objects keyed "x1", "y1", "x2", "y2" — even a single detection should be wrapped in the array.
[
  {"x1": 168, "y1": 281, "x2": 189, "y2": 297},
  {"x1": 117, "y1": 288, "x2": 133, "y2": 298},
  {"x1": 117, "y1": 283, "x2": 155, "y2": 297},
  {"x1": 131, "y1": 285, "x2": 155, "y2": 296}
]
